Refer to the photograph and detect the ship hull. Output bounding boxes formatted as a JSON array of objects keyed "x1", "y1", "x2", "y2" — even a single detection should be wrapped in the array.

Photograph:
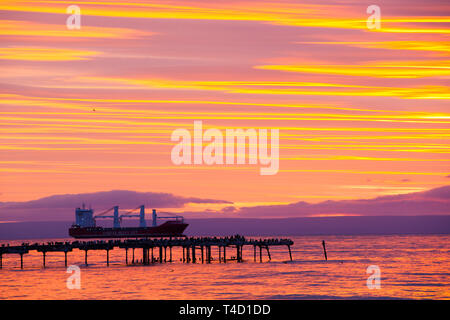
[{"x1": 69, "y1": 221, "x2": 188, "y2": 239}]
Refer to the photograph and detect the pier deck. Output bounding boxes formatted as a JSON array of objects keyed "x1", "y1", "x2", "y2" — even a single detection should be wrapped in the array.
[{"x1": 0, "y1": 235, "x2": 294, "y2": 269}]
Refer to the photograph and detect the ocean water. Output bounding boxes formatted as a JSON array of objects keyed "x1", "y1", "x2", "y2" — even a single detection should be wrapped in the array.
[{"x1": 0, "y1": 235, "x2": 448, "y2": 299}]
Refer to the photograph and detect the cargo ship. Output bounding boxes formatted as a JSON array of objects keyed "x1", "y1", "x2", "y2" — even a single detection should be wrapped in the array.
[{"x1": 68, "y1": 204, "x2": 188, "y2": 239}]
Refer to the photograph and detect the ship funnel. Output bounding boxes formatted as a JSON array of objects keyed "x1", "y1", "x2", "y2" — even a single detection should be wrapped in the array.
[
  {"x1": 139, "y1": 205, "x2": 146, "y2": 228},
  {"x1": 152, "y1": 209, "x2": 157, "y2": 227}
]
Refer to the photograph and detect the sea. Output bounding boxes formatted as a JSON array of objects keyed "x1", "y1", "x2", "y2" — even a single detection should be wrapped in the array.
[{"x1": 0, "y1": 234, "x2": 448, "y2": 299}]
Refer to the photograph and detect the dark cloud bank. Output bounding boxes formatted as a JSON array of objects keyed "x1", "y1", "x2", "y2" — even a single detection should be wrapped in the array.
[
  {"x1": 231, "y1": 185, "x2": 450, "y2": 218},
  {"x1": 0, "y1": 190, "x2": 231, "y2": 221},
  {"x1": 0, "y1": 187, "x2": 448, "y2": 239}
]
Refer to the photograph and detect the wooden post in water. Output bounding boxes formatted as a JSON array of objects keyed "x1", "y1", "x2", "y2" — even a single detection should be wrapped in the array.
[
  {"x1": 151, "y1": 247, "x2": 154, "y2": 263},
  {"x1": 192, "y1": 246, "x2": 196, "y2": 263},
  {"x1": 106, "y1": 249, "x2": 110, "y2": 266},
  {"x1": 159, "y1": 246, "x2": 163, "y2": 263},
  {"x1": 322, "y1": 240, "x2": 327, "y2": 261},
  {"x1": 164, "y1": 246, "x2": 167, "y2": 263},
  {"x1": 169, "y1": 246, "x2": 172, "y2": 262},
  {"x1": 125, "y1": 248, "x2": 128, "y2": 265},
  {"x1": 259, "y1": 246, "x2": 262, "y2": 263},
  {"x1": 20, "y1": 253, "x2": 23, "y2": 269},
  {"x1": 64, "y1": 251, "x2": 68, "y2": 267},
  {"x1": 223, "y1": 246, "x2": 226, "y2": 263},
  {"x1": 42, "y1": 251, "x2": 46, "y2": 268},
  {"x1": 287, "y1": 245, "x2": 292, "y2": 261},
  {"x1": 218, "y1": 246, "x2": 221, "y2": 263},
  {"x1": 84, "y1": 250, "x2": 88, "y2": 266},
  {"x1": 132, "y1": 248, "x2": 135, "y2": 264},
  {"x1": 253, "y1": 245, "x2": 256, "y2": 262},
  {"x1": 182, "y1": 247, "x2": 185, "y2": 262},
  {"x1": 0, "y1": 254, "x2": 2, "y2": 269}
]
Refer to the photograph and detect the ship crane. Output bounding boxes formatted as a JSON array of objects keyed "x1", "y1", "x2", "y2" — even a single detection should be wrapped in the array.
[
  {"x1": 118, "y1": 205, "x2": 146, "y2": 228},
  {"x1": 94, "y1": 206, "x2": 120, "y2": 228},
  {"x1": 93, "y1": 205, "x2": 147, "y2": 228}
]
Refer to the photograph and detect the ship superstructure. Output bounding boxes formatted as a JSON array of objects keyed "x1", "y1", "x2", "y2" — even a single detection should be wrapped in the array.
[{"x1": 69, "y1": 204, "x2": 188, "y2": 238}]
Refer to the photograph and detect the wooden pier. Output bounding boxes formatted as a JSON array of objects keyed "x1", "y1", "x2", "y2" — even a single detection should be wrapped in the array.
[{"x1": 0, "y1": 235, "x2": 294, "y2": 269}]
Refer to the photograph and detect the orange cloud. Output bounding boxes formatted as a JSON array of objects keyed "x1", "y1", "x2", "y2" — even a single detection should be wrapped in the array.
[
  {"x1": 0, "y1": 20, "x2": 153, "y2": 39},
  {"x1": 255, "y1": 60, "x2": 450, "y2": 78},
  {"x1": 0, "y1": 47, "x2": 100, "y2": 61},
  {"x1": 1, "y1": 1, "x2": 449, "y2": 34}
]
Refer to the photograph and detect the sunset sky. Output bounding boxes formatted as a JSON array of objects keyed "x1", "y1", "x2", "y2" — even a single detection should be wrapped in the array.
[{"x1": 1, "y1": 0, "x2": 449, "y2": 214}]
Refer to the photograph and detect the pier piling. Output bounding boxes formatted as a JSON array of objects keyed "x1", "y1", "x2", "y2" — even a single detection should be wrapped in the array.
[
  {"x1": 201, "y1": 246, "x2": 204, "y2": 263},
  {"x1": 143, "y1": 248, "x2": 148, "y2": 265},
  {"x1": 266, "y1": 246, "x2": 271, "y2": 261},
  {"x1": 207, "y1": 246, "x2": 211, "y2": 263}
]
